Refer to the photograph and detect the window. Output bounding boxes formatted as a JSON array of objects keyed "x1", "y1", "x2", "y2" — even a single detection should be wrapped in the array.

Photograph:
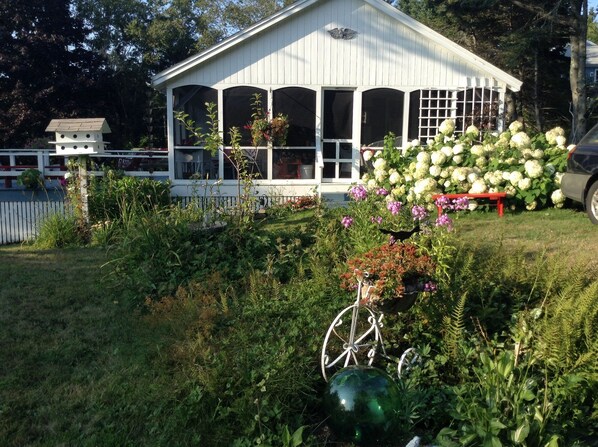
[
  {"x1": 361, "y1": 88, "x2": 404, "y2": 147},
  {"x1": 410, "y1": 84, "x2": 501, "y2": 141},
  {"x1": 415, "y1": 89, "x2": 455, "y2": 142},
  {"x1": 272, "y1": 87, "x2": 317, "y2": 180},
  {"x1": 456, "y1": 87, "x2": 499, "y2": 133}
]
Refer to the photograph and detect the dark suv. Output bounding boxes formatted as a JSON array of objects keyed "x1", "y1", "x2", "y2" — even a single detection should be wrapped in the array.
[{"x1": 562, "y1": 123, "x2": 598, "y2": 224}]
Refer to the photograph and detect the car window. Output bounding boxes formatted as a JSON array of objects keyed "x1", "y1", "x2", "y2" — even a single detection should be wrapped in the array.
[{"x1": 580, "y1": 123, "x2": 598, "y2": 144}]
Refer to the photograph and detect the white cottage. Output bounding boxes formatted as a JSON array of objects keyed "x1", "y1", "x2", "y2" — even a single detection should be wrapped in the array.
[{"x1": 152, "y1": 0, "x2": 522, "y2": 200}]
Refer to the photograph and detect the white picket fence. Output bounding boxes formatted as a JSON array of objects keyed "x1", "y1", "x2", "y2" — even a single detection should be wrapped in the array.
[{"x1": 0, "y1": 201, "x2": 69, "y2": 245}]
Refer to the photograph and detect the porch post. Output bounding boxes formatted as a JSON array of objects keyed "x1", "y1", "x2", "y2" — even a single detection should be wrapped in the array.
[{"x1": 166, "y1": 86, "x2": 175, "y2": 182}]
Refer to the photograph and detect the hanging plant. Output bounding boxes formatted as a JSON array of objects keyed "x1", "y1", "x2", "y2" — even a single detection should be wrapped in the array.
[
  {"x1": 17, "y1": 168, "x2": 43, "y2": 190},
  {"x1": 244, "y1": 93, "x2": 289, "y2": 147}
]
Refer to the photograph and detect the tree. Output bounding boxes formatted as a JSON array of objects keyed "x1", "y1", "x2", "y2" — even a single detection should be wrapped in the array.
[
  {"x1": 589, "y1": 7, "x2": 598, "y2": 42},
  {"x1": 509, "y1": 0, "x2": 589, "y2": 141},
  {"x1": 0, "y1": 0, "x2": 103, "y2": 147},
  {"x1": 398, "y1": 0, "x2": 582, "y2": 137}
]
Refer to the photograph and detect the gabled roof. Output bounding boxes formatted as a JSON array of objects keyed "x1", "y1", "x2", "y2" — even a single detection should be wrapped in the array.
[
  {"x1": 45, "y1": 118, "x2": 111, "y2": 133},
  {"x1": 152, "y1": 0, "x2": 522, "y2": 92}
]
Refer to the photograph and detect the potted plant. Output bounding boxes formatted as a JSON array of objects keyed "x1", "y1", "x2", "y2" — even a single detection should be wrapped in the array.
[
  {"x1": 340, "y1": 242, "x2": 436, "y2": 312},
  {"x1": 269, "y1": 113, "x2": 289, "y2": 147},
  {"x1": 245, "y1": 93, "x2": 289, "y2": 147}
]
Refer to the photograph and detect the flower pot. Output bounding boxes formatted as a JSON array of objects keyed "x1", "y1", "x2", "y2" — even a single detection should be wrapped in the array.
[{"x1": 299, "y1": 164, "x2": 314, "y2": 179}]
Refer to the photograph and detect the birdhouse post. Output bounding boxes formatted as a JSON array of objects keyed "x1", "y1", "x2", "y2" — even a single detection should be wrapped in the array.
[{"x1": 45, "y1": 118, "x2": 111, "y2": 226}]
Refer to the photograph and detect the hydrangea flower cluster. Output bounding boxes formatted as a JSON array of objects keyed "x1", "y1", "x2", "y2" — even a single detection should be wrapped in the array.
[{"x1": 360, "y1": 119, "x2": 569, "y2": 211}]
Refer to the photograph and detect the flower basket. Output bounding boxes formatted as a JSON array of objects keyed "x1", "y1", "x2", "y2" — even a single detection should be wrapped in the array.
[
  {"x1": 343, "y1": 242, "x2": 436, "y2": 313},
  {"x1": 360, "y1": 280, "x2": 423, "y2": 313}
]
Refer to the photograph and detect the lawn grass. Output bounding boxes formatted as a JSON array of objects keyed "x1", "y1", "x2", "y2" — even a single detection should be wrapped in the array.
[
  {"x1": 454, "y1": 207, "x2": 598, "y2": 272},
  {"x1": 0, "y1": 208, "x2": 596, "y2": 445},
  {"x1": 0, "y1": 246, "x2": 186, "y2": 446}
]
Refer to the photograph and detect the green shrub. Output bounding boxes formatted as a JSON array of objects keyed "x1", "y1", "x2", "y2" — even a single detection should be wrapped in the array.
[
  {"x1": 88, "y1": 170, "x2": 171, "y2": 224},
  {"x1": 34, "y1": 213, "x2": 84, "y2": 248}
]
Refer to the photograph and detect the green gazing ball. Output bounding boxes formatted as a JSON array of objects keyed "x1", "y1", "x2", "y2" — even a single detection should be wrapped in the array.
[{"x1": 322, "y1": 365, "x2": 401, "y2": 446}]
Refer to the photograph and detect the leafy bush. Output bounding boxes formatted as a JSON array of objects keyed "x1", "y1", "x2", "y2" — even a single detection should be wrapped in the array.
[{"x1": 87, "y1": 170, "x2": 172, "y2": 224}]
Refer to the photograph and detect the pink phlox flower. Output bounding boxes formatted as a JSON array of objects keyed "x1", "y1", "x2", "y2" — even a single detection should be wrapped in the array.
[
  {"x1": 370, "y1": 216, "x2": 383, "y2": 225},
  {"x1": 411, "y1": 205, "x2": 428, "y2": 221},
  {"x1": 341, "y1": 216, "x2": 354, "y2": 228},
  {"x1": 452, "y1": 197, "x2": 469, "y2": 211},
  {"x1": 423, "y1": 281, "x2": 437, "y2": 292},
  {"x1": 435, "y1": 214, "x2": 454, "y2": 230},
  {"x1": 386, "y1": 201, "x2": 402, "y2": 215},
  {"x1": 376, "y1": 187, "x2": 389, "y2": 196},
  {"x1": 349, "y1": 185, "x2": 368, "y2": 201},
  {"x1": 434, "y1": 195, "x2": 451, "y2": 210}
]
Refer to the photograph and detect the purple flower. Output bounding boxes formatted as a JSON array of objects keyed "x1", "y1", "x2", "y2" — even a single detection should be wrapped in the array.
[
  {"x1": 411, "y1": 205, "x2": 428, "y2": 221},
  {"x1": 341, "y1": 216, "x2": 354, "y2": 228},
  {"x1": 376, "y1": 187, "x2": 389, "y2": 196},
  {"x1": 435, "y1": 214, "x2": 454, "y2": 231},
  {"x1": 386, "y1": 201, "x2": 402, "y2": 216},
  {"x1": 349, "y1": 185, "x2": 368, "y2": 201},
  {"x1": 423, "y1": 281, "x2": 437, "y2": 292},
  {"x1": 452, "y1": 197, "x2": 469, "y2": 211},
  {"x1": 434, "y1": 195, "x2": 451, "y2": 210},
  {"x1": 370, "y1": 216, "x2": 383, "y2": 225}
]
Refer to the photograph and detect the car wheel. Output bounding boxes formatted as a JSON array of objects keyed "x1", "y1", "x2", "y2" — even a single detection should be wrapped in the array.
[{"x1": 586, "y1": 181, "x2": 598, "y2": 224}]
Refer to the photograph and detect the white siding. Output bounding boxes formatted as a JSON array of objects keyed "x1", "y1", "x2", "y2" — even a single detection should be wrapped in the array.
[{"x1": 170, "y1": 0, "x2": 487, "y2": 90}]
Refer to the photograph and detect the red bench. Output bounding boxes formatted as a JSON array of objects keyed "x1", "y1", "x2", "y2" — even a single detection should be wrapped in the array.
[{"x1": 432, "y1": 192, "x2": 508, "y2": 217}]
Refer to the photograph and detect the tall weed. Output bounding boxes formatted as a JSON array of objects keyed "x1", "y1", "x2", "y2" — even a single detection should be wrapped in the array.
[{"x1": 34, "y1": 213, "x2": 85, "y2": 248}]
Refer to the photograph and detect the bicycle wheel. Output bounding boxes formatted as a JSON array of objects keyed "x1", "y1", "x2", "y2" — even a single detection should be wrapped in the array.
[
  {"x1": 320, "y1": 303, "x2": 384, "y2": 382},
  {"x1": 397, "y1": 347, "x2": 420, "y2": 378}
]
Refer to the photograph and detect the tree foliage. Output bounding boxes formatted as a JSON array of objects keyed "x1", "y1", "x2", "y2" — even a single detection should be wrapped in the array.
[
  {"x1": 0, "y1": 0, "x2": 103, "y2": 147},
  {"x1": 398, "y1": 0, "x2": 571, "y2": 132}
]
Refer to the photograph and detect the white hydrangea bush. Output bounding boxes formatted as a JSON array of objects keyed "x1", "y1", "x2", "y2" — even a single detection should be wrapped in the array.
[{"x1": 361, "y1": 120, "x2": 569, "y2": 210}]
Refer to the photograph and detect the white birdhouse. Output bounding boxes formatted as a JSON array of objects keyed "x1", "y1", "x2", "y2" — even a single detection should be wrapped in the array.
[{"x1": 46, "y1": 118, "x2": 111, "y2": 155}]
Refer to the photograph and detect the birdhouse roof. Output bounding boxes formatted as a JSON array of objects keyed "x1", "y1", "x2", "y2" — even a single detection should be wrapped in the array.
[{"x1": 45, "y1": 118, "x2": 111, "y2": 133}]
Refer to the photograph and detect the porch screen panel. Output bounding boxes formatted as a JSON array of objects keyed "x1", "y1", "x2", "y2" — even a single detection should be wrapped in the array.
[
  {"x1": 272, "y1": 88, "x2": 317, "y2": 180},
  {"x1": 273, "y1": 87, "x2": 316, "y2": 147},
  {"x1": 361, "y1": 88, "x2": 404, "y2": 147},
  {"x1": 172, "y1": 86, "x2": 220, "y2": 180},
  {"x1": 173, "y1": 86, "x2": 217, "y2": 146},
  {"x1": 223, "y1": 86, "x2": 267, "y2": 146},
  {"x1": 323, "y1": 90, "x2": 353, "y2": 140}
]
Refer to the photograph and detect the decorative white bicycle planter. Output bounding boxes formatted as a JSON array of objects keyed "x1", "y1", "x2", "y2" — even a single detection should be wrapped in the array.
[{"x1": 320, "y1": 273, "x2": 420, "y2": 382}]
